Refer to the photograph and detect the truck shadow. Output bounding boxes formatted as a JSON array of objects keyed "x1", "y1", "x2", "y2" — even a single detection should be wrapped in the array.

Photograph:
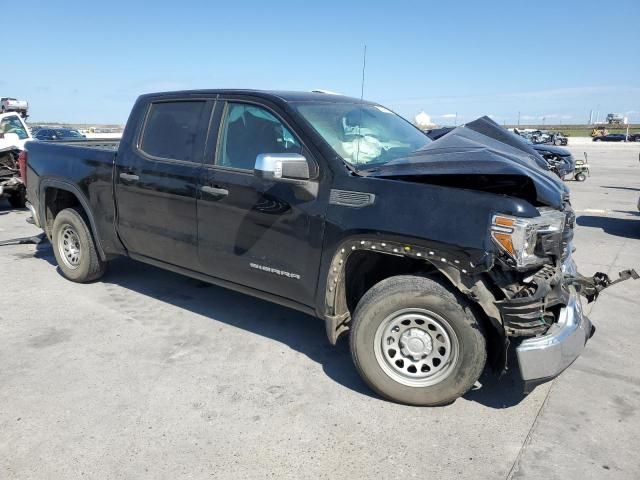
[
  {"x1": 29, "y1": 241, "x2": 530, "y2": 409},
  {"x1": 577, "y1": 214, "x2": 640, "y2": 240},
  {"x1": 95, "y1": 256, "x2": 529, "y2": 408}
]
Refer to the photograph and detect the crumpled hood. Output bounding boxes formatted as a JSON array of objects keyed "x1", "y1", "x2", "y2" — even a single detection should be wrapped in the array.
[
  {"x1": 531, "y1": 144, "x2": 571, "y2": 157},
  {"x1": 361, "y1": 116, "x2": 568, "y2": 208}
]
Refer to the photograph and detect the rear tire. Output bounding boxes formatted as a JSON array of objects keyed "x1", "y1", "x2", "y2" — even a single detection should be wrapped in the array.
[
  {"x1": 52, "y1": 207, "x2": 106, "y2": 282},
  {"x1": 350, "y1": 275, "x2": 487, "y2": 406},
  {"x1": 7, "y1": 190, "x2": 26, "y2": 208},
  {"x1": 575, "y1": 172, "x2": 587, "y2": 182}
]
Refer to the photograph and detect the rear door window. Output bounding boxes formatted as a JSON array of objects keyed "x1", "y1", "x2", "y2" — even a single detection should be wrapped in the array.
[{"x1": 140, "y1": 101, "x2": 206, "y2": 162}]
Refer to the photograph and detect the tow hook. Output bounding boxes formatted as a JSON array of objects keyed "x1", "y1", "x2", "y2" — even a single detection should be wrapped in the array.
[{"x1": 566, "y1": 269, "x2": 639, "y2": 303}]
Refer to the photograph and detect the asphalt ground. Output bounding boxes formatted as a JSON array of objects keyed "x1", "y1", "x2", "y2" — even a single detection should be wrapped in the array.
[{"x1": 1, "y1": 142, "x2": 639, "y2": 479}]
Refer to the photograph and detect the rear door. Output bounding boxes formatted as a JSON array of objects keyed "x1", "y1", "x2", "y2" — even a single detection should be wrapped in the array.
[
  {"x1": 196, "y1": 98, "x2": 325, "y2": 305},
  {"x1": 115, "y1": 97, "x2": 212, "y2": 270}
]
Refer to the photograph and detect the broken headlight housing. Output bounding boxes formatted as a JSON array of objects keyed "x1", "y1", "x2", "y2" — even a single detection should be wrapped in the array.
[{"x1": 490, "y1": 209, "x2": 566, "y2": 268}]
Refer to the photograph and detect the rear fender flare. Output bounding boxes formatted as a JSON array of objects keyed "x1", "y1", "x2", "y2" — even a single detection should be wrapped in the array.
[{"x1": 39, "y1": 178, "x2": 107, "y2": 261}]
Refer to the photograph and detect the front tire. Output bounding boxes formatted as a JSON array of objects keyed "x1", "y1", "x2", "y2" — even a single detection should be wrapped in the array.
[
  {"x1": 350, "y1": 275, "x2": 487, "y2": 406},
  {"x1": 52, "y1": 207, "x2": 106, "y2": 282}
]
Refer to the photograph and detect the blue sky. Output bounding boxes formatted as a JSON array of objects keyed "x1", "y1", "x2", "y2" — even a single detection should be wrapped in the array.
[{"x1": 5, "y1": 0, "x2": 639, "y2": 125}]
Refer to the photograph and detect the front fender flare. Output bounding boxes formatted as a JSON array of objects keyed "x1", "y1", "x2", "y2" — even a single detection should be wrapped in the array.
[{"x1": 322, "y1": 236, "x2": 500, "y2": 345}]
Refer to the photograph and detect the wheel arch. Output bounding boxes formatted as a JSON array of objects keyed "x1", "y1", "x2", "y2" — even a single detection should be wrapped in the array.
[
  {"x1": 322, "y1": 236, "x2": 505, "y2": 357},
  {"x1": 39, "y1": 178, "x2": 107, "y2": 261}
]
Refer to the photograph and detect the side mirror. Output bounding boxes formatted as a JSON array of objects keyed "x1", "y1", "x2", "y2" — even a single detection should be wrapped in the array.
[{"x1": 254, "y1": 153, "x2": 310, "y2": 182}]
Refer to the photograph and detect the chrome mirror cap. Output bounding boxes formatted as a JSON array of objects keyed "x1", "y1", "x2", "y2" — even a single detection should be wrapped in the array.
[{"x1": 254, "y1": 153, "x2": 310, "y2": 182}]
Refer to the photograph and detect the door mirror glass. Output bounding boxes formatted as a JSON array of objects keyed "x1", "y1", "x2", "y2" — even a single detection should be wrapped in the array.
[{"x1": 255, "y1": 153, "x2": 309, "y2": 182}]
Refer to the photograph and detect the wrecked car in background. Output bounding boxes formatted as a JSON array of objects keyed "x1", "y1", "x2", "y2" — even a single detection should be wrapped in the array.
[
  {"x1": 0, "y1": 112, "x2": 31, "y2": 207},
  {"x1": 22, "y1": 90, "x2": 637, "y2": 406},
  {"x1": 0, "y1": 97, "x2": 29, "y2": 118},
  {"x1": 0, "y1": 146, "x2": 26, "y2": 207}
]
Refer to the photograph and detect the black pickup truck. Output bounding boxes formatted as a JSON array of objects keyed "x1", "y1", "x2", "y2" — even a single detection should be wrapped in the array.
[{"x1": 23, "y1": 90, "x2": 636, "y2": 406}]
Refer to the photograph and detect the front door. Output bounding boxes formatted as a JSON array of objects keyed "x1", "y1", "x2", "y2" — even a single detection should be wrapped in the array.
[
  {"x1": 115, "y1": 98, "x2": 211, "y2": 270},
  {"x1": 196, "y1": 100, "x2": 324, "y2": 305}
]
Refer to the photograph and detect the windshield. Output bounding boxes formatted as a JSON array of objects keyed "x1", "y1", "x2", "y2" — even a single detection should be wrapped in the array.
[
  {"x1": 0, "y1": 116, "x2": 29, "y2": 140},
  {"x1": 294, "y1": 102, "x2": 432, "y2": 169}
]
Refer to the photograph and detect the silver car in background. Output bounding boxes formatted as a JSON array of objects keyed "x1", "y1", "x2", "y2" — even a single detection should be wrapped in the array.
[{"x1": 0, "y1": 97, "x2": 29, "y2": 117}]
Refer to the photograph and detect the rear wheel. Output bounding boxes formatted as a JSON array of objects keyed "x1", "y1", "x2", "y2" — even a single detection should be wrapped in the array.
[
  {"x1": 350, "y1": 275, "x2": 487, "y2": 406},
  {"x1": 7, "y1": 190, "x2": 26, "y2": 208},
  {"x1": 575, "y1": 172, "x2": 587, "y2": 182},
  {"x1": 52, "y1": 207, "x2": 106, "y2": 282}
]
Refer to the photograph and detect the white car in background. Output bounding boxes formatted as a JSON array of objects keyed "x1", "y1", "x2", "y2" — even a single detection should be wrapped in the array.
[
  {"x1": 0, "y1": 112, "x2": 32, "y2": 150},
  {"x1": 1, "y1": 97, "x2": 29, "y2": 117}
]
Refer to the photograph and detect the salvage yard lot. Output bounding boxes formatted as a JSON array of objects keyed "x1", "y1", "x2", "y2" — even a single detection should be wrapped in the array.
[{"x1": 1, "y1": 143, "x2": 639, "y2": 479}]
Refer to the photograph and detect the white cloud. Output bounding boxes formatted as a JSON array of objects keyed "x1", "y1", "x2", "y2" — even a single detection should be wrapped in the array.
[
  {"x1": 414, "y1": 111, "x2": 435, "y2": 128},
  {"x1": 440, "y1": 113, "x2": 457, "y2": 119}
]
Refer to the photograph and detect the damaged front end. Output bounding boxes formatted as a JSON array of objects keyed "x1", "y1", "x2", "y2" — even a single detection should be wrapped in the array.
[
  {"x1": 357, "y1": 116, "x2": 637, "y2": 391},
  {"x1": 487, "y1": 203, "x2": 637, "y2": 391}
]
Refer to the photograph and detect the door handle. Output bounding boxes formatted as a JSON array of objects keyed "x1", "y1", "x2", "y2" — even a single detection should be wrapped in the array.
[
  {"x1": 119, "y1": 172, "x2": 139, "y2": 181},
  {"x1": 200, "y1": 186, "x2": 229, "y2": 197}
]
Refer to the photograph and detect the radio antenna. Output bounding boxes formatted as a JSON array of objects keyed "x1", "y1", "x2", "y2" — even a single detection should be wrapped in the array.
[
  {"x1": 360, "y1": 45, "x2": 367, "y2": 101},
  {"x1": 355, "y1": 45, "x2": 367, "y2": 167}
]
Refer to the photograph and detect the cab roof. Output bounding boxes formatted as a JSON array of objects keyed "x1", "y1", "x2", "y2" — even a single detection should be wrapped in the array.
[{"x1": 139, "y1": 89, "x2": 377, "y2": 105}]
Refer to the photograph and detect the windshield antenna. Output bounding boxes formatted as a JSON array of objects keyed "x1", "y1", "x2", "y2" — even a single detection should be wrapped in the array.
[
  {"x1": 360, "y1": 45, "x2": 367, "y2": 101},
  {"x1": 355, "y1": 45, "x2": 367, "y2": 167}
]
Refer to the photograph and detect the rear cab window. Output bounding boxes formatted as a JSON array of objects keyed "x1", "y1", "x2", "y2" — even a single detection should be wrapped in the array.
[{"x1": 139, "y1": 101, "x2": 207, "y2": 162}]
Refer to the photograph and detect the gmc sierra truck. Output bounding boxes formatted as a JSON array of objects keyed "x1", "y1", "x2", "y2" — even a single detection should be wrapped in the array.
[{"x1": 22, "y1": 90, "x2": 636, "y2": 406}]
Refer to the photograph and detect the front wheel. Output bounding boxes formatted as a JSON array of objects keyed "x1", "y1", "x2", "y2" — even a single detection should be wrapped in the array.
[
  {"x1": 350, "y1": 275, "x2": 487, "y2": 406},
  {"x1": 52, "y1": 207, "x2": 106, "y2": 282}
]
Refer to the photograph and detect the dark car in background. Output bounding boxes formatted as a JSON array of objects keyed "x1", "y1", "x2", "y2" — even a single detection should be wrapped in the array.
[
  {"x1": 592, "y1": 134, "x2": 627, "y2": 142},
  {"x1": 530, "y1": 144, "x2": 575, "y2": 178},
  {"x1": 34, "y1": 128, "x2": 86, "y2": 141},
  {"x1": 627, "y1": 133, "x2": 640, "y2": 142}
]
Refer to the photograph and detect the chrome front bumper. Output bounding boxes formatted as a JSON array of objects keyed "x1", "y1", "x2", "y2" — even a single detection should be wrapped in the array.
[{"x1": 516, "y1": 285, "x2": 593, "y2": 388}]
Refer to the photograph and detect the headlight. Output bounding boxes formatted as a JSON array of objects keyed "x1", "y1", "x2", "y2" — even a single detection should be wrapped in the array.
[{"x1": 490, "y1": 209, "x2": 566, "y2": 268}]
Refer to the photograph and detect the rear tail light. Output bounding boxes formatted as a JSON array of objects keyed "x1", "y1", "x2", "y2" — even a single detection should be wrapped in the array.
[{"x1": 18, "y1": 150, "x2": 27, "y2": 186}]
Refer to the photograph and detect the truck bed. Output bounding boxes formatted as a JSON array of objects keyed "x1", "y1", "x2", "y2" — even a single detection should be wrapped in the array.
[
  {"x1": 25, "y1": 139, "x2": 120, "y2": 253},
  {"x1": 38, "y1": 138, "x2": 120, "y2": 150}
]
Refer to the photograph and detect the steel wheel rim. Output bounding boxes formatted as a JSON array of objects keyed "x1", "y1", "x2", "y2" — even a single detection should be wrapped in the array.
[
  {"x1": 374, "y1": 308, "x2": 459, "y2": 387},
  {"x1": 58, "y1": 224, "x2": 82, "y2": 269}
]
